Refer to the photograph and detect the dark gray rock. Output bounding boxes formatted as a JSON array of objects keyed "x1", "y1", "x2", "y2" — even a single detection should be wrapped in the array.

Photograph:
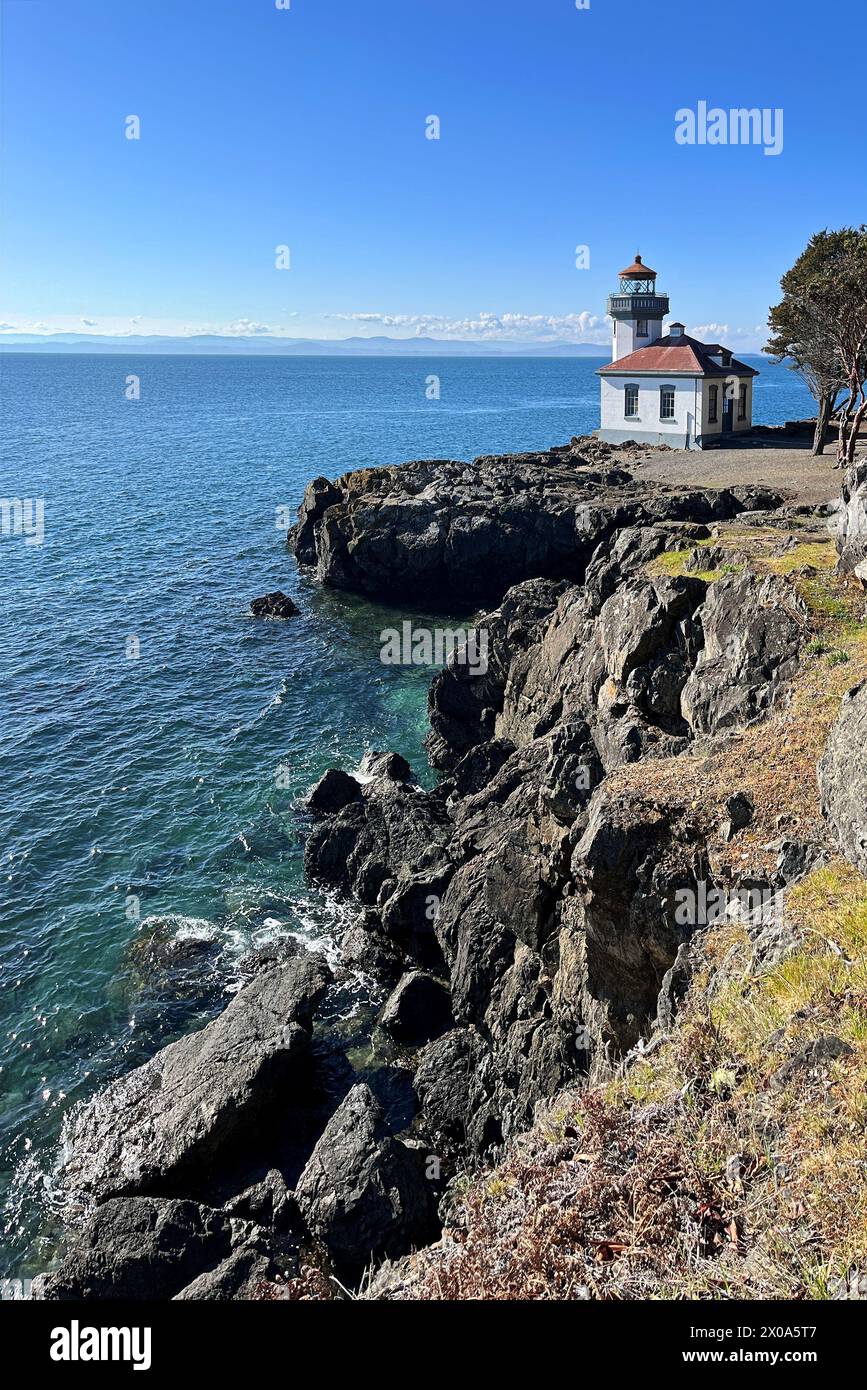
[
  {"x1": 237, "y1": 934, "x2": 305, "y2": 982},
  {"x1": 656, "y1": 942, "x2": 692, "y2": 1033},
  {"x1": 584, "y1": 524, "x2": 696, "y2": 606},
  {"x1": 685, "y1": 543, "x2": 724, "y2": 572},
  {"x1": 566, "y1": 784, "x2": 707, "y2": 1053},
  {"x1": 728, "y1": 485, "x2": 791, "y2": 514},
  {"x1": 306, "y1": 767, "x2": 362, "y2": 816},
  {"x1": 720, "y1": 792, "x2": 754, "y2": 841},
  {"x1": 818, "y1": 681, "x2": 867, "y2": 875},
  {"x1": 448, "y1": 738, "x2": 515, "y2": 797},
  {"x1": 289, "y1": 449, "x2": 775, "y2": 608},
  {"x1": 287, "y1": 478, "x2": 341, "y2": 564},
  {"x1": 61, "y1": 955, "x2": 331, "y2": 1203},
  {"x1": 378, "y1": 869, "x2": 452, "y2": 970},
  {"x1": 775, "y1": 839, "x2": 826, "y2": 886},
  {"x1": 340, "y1": 912, "x2": 406, "y2": 982},
  {"x1": 413, "y1": 1028, "x2": 502, "y2": 1157},
  {"x1": 835, "y1": 460, "x2": 867, "y2": 585},
  {"x1": 303, "y1": 561, "x2": 813, "y2": 1156},
  {"x1": 427, "y1": 577, "x2": 567, "y2": 771},
  {"x1": 359, "y1": 750, "x2": 412, "y2": 782},
  {"x1": 770, "y1": 1035, "x2": 854, "y2": 1090},
  {"x1": 304, "y1": 771, "x2": 451, "y2": 903},
  {"x1": 224, "y1": 1168, "x2": 293, "y2": 1231},
  {"x1": 250, "y1": 591, "x2": 299, "y2": 618},
  {"x1": 173, "y1": 1243, "x2": 286, "y2": 1300},
  {"x1": 681, "y1": 572, "x2": 807, "y2": 734},
  {"x1": 289, "y1": 460, "x2": 805, "y2": 1166},
  {"x1": 33, "y1": 1198, "x2": 234, "y2": 1301},
  {"x1": 294, "y1": 1084, "x2": 438, "y2": 1271},
  {"x1": 493, "y1": 575, "x2": 703, "y2": 777},
  {"x1": 378, "y1": 970, "x2": 453, "y2": 1043},
  {"x1": 289, "y1": 477, "x2": 342, "y2": 565}
]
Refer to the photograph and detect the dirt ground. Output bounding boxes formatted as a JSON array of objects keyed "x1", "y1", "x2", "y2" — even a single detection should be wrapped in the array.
[{"x1": 626, "y1": 434, "x2": 864, "y2": 508}]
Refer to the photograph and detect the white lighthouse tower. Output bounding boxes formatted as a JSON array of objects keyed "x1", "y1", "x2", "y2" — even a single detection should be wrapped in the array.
[{"x1": 607, "y1": 254, "x2": 669, "y2": 360}]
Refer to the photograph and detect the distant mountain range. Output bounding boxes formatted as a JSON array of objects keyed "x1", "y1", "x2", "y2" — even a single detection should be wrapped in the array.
[{"x1": 0, "y1": 333, "x2": 612, "y2": 357}]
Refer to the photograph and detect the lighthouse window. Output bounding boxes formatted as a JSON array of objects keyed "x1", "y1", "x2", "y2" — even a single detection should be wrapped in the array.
[
  {"x1": 708, "y1": 385, "x2": 719, "y2": 423},
  {"x1": 624, "y1": 385, "x2": 639, "y2": 418},
  {"x1": 738, "y1": 384, "x2": 747, "y2": 420},
  {"x1": 636, "y1": 319, "x2": 648, "y2": 338},
  {"x1": 660, "y1": 386, "x2": 676, "y2": 420}
]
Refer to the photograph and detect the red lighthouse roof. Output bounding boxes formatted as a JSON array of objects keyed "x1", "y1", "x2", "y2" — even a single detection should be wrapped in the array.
[{"x1": 619, "y1": 254, "x2": 656, "y2": 278}]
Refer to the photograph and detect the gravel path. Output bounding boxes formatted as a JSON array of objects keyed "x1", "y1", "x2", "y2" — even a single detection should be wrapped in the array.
[{"x1": 625, "y1": 435, "x2": 863, "y2": 508}]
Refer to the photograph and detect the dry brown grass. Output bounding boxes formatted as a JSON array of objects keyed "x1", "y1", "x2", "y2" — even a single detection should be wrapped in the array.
[
  {"x1": 378, "y1": 859, "x2": 866, "y2": 1301},
  {"x1": 385, "y1": 1091, "x2": 745, "y2": 1300}
]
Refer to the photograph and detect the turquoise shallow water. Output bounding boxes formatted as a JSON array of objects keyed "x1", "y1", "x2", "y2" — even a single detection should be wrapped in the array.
[{"x1": 0, "y1": 352, "x2": 814, "y2": 1276}]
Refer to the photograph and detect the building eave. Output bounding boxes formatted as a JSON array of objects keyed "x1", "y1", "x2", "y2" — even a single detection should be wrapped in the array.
[
  {"x1": 597, "y1": 368, "x2": 706, "y2": 379},
  {"x1": 596, "y1": 365, "x2": 759, "y2": 378}
]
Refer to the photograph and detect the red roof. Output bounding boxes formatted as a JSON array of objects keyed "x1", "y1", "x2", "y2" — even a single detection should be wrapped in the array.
[
  {"x1": 619, "y1": 254, "x2": 656, "y2": 278},
  {"x1": 597, "y1": 333, "x2": 758, "y2": 378},
  {"x1": 601, "y1": 344, "x2": 704, "y2": 373}
]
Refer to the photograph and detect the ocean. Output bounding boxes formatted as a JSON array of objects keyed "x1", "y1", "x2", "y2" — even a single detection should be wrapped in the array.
[{"x1": 0, "y1": 352, "x2": 814, "y2": 1277}]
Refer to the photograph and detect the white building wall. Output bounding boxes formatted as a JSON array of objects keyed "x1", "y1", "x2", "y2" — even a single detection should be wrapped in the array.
[
  {"x1": 600, "y1": 375, "x2": 700, "y2": 445},
  {"x1": 612, "y1": 317, "x2": 665, "y2": 362},
  {"x1": 612, "y1": 320, "x2": 638, "y2": 360}
]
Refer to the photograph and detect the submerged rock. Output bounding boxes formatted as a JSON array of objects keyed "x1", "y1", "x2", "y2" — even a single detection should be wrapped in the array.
[{"x1": 115, "y1": 917, "x2": 224, "y2": 1009}]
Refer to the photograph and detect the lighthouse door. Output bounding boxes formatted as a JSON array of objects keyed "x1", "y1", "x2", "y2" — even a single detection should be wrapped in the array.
[{"x1": 722, "y1": 394, "x2": 733, "y2": 432}]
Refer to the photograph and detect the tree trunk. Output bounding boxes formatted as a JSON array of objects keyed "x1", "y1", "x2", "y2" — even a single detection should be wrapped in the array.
[
  {"x1": 845, "y1": 393, "x2": 867, "y2": 465},
  {"x1": 812, "y1": 389, "x2": 835, "y2": 454},
  {"x1": 837, "y1": 389, "x2": 856, "y2": 467}
]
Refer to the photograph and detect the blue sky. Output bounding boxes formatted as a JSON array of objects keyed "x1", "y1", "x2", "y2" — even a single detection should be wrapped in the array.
[{"x1": 1, "y1": 0, "x2": 863, "y2": 349}]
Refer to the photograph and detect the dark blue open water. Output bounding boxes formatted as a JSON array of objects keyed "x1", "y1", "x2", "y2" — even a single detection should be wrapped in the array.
[{"x1": 0, "y1": 353, "x2": 813, "y2": 1277}]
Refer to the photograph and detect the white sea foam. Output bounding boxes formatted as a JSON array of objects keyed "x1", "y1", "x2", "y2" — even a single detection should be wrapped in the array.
[{"x1": 137, "y1": 913, "x2": 219, "y2": 943}]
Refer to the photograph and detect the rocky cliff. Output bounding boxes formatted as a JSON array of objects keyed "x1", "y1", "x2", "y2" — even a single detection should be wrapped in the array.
[
  {"x1": 288, "y1": 441, "x2": 780, "y2": 606},
  {"x1": 836, "y1": 457, "x2": 867, "y2": 585},
  {"x1": 36, "y1": 437, "x2": 867, "y2": 1300}
]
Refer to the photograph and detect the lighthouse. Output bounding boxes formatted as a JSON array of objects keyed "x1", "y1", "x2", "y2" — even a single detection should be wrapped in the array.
[
  {"x1": 597, "y1": 253, "x2": 758, "y2": 450},
  {"x1": 607, "y1": 254, "x2": 669, "y2": 361}
]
